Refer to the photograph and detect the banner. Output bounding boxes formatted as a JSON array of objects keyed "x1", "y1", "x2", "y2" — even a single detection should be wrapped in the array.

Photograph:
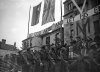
[
  {"x1": 42, "y1": 0, "x2": 55, "y2": 25},
  {"x1": 31, "y1": 3, "x2": 41, "y2": 26},
  {"x1": 29, "y1": 21, "x2": 62, "y2": 38}
]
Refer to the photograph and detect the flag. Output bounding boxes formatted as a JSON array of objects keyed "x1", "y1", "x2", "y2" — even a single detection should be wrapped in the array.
[
  {"x1": 42, "y1": 0, "x2": 55, "y2": 25},
  {"x1": 31, "y1": 3, "x2": 41, "y2": 26}
]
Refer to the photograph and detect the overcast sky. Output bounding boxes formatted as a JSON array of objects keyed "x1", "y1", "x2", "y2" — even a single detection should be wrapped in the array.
[{"x1": 0, "y1": 0, "x2": 65, "y2": 49}]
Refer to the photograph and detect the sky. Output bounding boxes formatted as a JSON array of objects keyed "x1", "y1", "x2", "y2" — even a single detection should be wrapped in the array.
[{"x1": 0, "y1": 0, "x2": 65, "y2": 49}]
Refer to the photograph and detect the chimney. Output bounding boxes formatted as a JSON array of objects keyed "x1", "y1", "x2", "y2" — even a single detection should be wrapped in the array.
[
  {"x1": 2, "y1": 39, "x2": 6, "y2": 44},
  {"x1": 14, "y1": 42, "x2": 16, "y2": 47}
]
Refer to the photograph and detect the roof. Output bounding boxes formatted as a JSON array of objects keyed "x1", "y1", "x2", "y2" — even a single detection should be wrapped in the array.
[{"x1": 0, "y1": 42, "x2": 17, "y2": 51}]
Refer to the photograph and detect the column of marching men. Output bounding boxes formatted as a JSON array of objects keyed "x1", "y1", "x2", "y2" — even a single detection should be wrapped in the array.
[
  {"x1": 2, "y1": 36, "x2": 100, "y2": 72},
  {"x1": 16, "y1": 36, "x2": 100, "y2": 72}
]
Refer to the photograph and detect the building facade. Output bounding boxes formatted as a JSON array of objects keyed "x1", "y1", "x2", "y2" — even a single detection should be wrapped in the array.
[
  {"x1": 0, "y1": 39, "x2": 18, "y2": 57},
  {"x1": 63, "y1": 0, "x2": 100, "y2": 44},
  {"x1": 22, "y1": 21, "x2": 63, "y2": 50},
  {"x1": 22, "y1": 36, "x2": 42, "y2": 51},
  {"x1": 22, "y1": 0, "x2": 100, "y2": 50}
]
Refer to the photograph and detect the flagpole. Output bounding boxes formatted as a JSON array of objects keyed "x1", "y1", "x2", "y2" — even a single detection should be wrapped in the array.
[
  {"x1": 60, "y1": 0, "x2": 64, "y2": 46},
  {"x1": 60, "y1": 0, "x2": 62, "y2": 21},
  {"x1": 27, "y1": 6, "x2": 31, "y2": 38}
]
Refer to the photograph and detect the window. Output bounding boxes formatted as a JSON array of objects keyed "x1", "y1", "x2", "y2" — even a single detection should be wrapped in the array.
[
  {"x1": 0, "y1": 42, "x2": 1, "y2": 49},
  {"x1": 92, "y1": 0, "x2": 100, "y2": 7},
  {"x1": 30, "y1": 39, "x2": 32, "y2": 48},
  {"x1": 94, "y1": 20, "x2": 100, "y2": 35},
  {"x1": 55, "y1": 33, "x2": 61, "y2": 46},
  {"x1": 46, "y1": 36, "x2": 50, "y2": 45},
  {"x1": 65, "y1": 3, "x2": 68, "y2": 10},
  {"x1": 27, "y1": 41, "x2": 29, "y2": 48},
  {"x1": 69, "y1": 46, "x2": 73, "y2": 59},
  {"x1": 68, "y1": 3, "x2": 73, "y2": 11},
  {"x1": 23, "y1": 42, "x2": 27, "y2": 48}
]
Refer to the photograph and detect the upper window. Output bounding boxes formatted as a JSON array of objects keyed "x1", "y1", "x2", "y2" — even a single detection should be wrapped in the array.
[
  {"x1": 94, "y1": 20, "x2": 100, "y2": 35},
  {"x1": 46, "y1": 36, "x2": 50, "y2": 45},
  {"x1": 23, "y1": 41, "x2": 27, "y2": 48},
  {"x1": 30, "y1": 38, "x2": 32, "y2": 48},
  {"x1": 27, "y1": 41, "x2": 29, "y2": 48},
  {"x1": 68, "y1": 3, "x2": 73, "y2": 11}
]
